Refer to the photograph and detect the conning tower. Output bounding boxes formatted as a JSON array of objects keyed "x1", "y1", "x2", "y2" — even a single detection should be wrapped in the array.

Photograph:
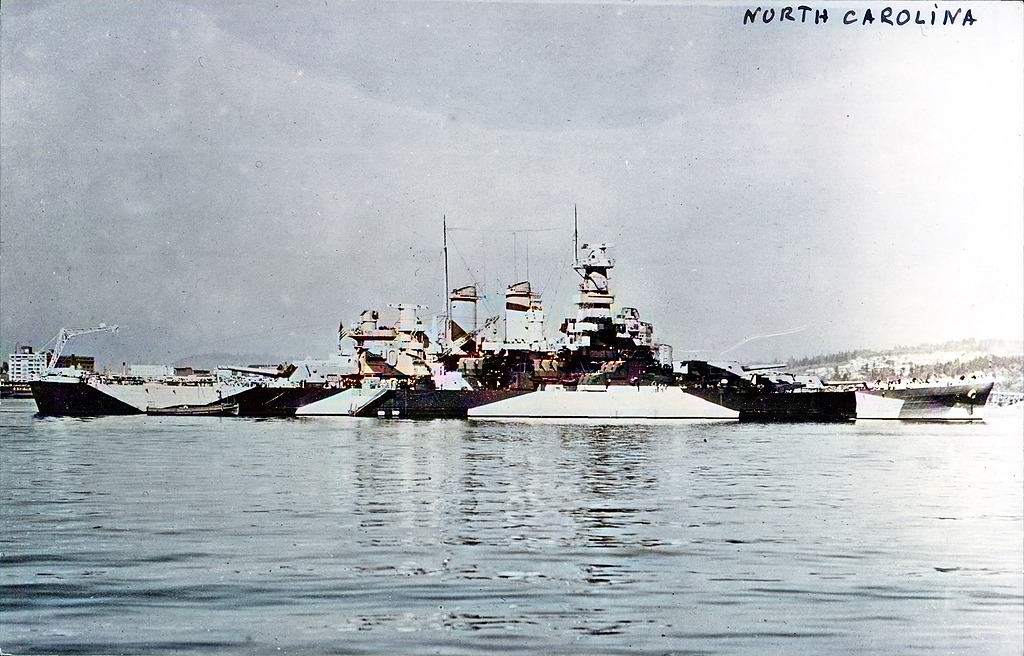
[{"x1": 562, "y1": 243, "x2": 615, "y2": 348}]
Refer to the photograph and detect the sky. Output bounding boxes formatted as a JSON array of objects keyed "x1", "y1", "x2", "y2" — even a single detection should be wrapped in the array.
[{"x1": 1, "y1": 0, "x2": 1022, "y2": 367}]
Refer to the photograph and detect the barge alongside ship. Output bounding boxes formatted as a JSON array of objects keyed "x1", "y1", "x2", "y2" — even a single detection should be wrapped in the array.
[{"x1": 29, "y1": 241, "x2": 992, "y2": 421}]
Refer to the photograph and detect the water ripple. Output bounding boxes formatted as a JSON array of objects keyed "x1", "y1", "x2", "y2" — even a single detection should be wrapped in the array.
[{"x1": 1, "y1": 401, "x2": 1020, "y2": 655}]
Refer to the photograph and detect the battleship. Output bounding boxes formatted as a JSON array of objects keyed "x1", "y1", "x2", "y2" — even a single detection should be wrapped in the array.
[{"x1": 28, "y1": 237, "x2": 993, "y2": 421}]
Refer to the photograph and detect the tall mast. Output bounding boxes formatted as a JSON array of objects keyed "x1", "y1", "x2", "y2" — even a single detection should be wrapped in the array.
[
  {"x1": 443, "y1": 214, "x2": 450, "y2": 343},
  {"x1": 573, "y1": 205, "x2": 579, "y2": 265}
]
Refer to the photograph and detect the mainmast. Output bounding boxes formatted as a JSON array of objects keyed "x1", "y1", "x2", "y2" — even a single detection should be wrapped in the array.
[
  {"x1": 573, "y1": 205, "x2": 579, "y2": 265},
  {"x1": 443, "y1": 214, "x2": 450, "y2": 345}
]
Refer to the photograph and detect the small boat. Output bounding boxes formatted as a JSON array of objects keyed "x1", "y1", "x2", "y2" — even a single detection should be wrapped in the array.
[{"x1": 145, "y1": 402, "x2": 239, "y2": 416}]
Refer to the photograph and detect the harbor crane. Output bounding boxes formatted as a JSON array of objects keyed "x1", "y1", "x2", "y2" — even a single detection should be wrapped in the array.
[{"x1": 45, "y1": 324, "x2": 119, "y2": 372}]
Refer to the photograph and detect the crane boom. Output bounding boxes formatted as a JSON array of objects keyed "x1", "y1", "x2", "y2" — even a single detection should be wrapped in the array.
[
  {"x1": 46, "y1": 324, "x2": 119, "y2": 372},
  {"x1": 441, "y1": 315, "x2": 500, "y2": 356}
]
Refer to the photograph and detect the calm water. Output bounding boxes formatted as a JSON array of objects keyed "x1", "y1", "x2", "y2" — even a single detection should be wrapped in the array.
[{"x1": 1, "y1": 398, "x2": 1021, "y2": 655}]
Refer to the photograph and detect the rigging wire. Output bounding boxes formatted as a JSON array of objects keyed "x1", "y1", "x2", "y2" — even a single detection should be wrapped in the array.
[
  {"x1": 448, "y1": 240, "x2": 500, "y2": 319},
  {"x1": 442, "y1": 223, "x2": 575, "y2": 329},
  {"x1": 445, "y1": 226, "x2": 569, "y2": 233}
]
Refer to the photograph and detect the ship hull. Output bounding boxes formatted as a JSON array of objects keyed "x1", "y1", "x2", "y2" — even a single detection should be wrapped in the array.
[
  {"x1": 30, "y1": 377, "x2": 342, "y2": 418},
  {"x1": 30, "y1": 376, "x2": 995, "y2": 422},
  {"x1": 294, "y1": 387, "x2": 391, "y2": 416},
  {"x1": 30, "y1": 379, "x2": 142, "y2": 416},
  {"x1": 365, "y1": 389, "x2": 531, "y2": 419},
  {"x1": 855, "y1": 381, "x2": 994, "y2": 421},
  {"x1": 467, "y1": 384, "x2": 857, "y2": 422},
  {"x1": 468, "y1": 385, "x2": 740, "y2": 420},
  {"x1": 732, "y1": 390, "x2": 857, "y2": 422},
  {"x1": 226, "y1": 386, "x2": 348, "y2": 417}
]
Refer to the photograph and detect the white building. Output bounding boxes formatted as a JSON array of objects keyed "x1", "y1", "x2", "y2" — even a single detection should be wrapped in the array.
[{"x1": 8, "y1": 347, "x2": 48, "y2": 382}]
